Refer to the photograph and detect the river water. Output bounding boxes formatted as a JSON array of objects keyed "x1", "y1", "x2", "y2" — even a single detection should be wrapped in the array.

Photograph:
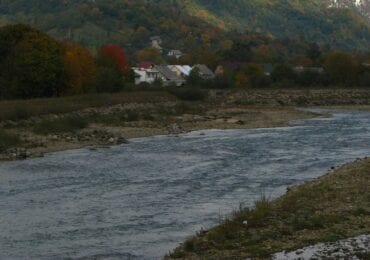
[{"x1": 0, "y1": 109, "x2": 369, "y2": 259}]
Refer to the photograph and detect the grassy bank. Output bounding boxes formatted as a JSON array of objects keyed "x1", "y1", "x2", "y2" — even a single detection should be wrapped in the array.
[
  {"x1": 168, "y1": 158, "x2": 370, "y2": 259},
  {"x1": 0, "y1": 130, "x2": 20, "y2": 151},
  {"x1": 0, "y1": 91, "x2": 176, "y2": 122}
]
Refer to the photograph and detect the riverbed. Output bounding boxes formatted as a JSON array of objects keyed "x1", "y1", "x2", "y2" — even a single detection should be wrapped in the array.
[{"x1": 0, "y1": 109, "x2": 369, "y2": 259}]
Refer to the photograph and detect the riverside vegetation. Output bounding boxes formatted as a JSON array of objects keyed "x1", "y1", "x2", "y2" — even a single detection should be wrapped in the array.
[{"x1": 168, "y1": 157, "x2": 370, "y2": 259}]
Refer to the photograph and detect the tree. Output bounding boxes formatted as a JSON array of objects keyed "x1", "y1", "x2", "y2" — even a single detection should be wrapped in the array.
[
  {"x1": 135, "y1": 47, "x2": 163, "y2": 64},
  {"x1": 306, "y1": 42, "x2": 322, "y2": 63},
  {"x1": 235, "y1": 71, "x2": 249, "y2": 88},
  {"x1": 243, "y1": 63, "x2": 269, "y2": 88},
  {"x1": 187, "y1": 67, "x2": 203, "y2": 86},
  {"x1": 98, "y1": 44, "x2": 129, "y2": 73},
  {"x1": 95, "y1": 44, "x2": 130, "y2": 93},
  {"x1": 62, "y1": 41, "x2": 97, "y2": 95},
  {"x1": 0, "y1": 24, "x2": 65, "y2": 99},
  {"x1": 324, "y1": 51, "x2": 358, "y2": 86},
  {"x1": 94, "y1": 67, "x2": 125, "y2": 93},
  {"x1": 271, "y1": 64, "x2": 296, "y2": 84}
]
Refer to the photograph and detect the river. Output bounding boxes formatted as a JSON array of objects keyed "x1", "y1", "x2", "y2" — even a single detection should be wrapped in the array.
[{"x1": 0, "y1": 109, "x2": 369, "y2": 259}]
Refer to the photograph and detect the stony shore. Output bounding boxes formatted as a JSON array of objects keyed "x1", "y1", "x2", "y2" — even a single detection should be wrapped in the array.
[
  {"x1": 1, "y1": 88, "x2": 369, "y2": 161},
  {"x1": 0, "y1": 105, "x2": 315, "y2": 161}
]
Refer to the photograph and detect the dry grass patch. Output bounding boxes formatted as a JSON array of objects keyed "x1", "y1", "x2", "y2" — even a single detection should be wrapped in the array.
[
  {"x1": 0, "y1": 130, "x2": 21, "y2": 151},
  {"x1": 0, "y1": 91, "x2": 176, "y2": 122},
  {"x1": 168, "y1": 158, "x2": 370, "y2": 259}
]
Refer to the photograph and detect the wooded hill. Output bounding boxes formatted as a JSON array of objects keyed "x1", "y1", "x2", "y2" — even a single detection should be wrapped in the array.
[
  {"x1": 0, "y1": 0, "x2": 369, "y2": 51},
  {"x1": 186, "y1": 0, "x2": 370, "y2": 50}
]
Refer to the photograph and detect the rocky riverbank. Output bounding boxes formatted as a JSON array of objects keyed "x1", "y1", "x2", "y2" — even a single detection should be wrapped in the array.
[
  {"x1": 1, "y1": 88, "x2": 369, "y2": 162},
  {"x1": 216, "y1": 88, "x2": 370, "y2": 106},
  {"x1": 0, "y1": 104, "x2": 316, "y2": 161}
]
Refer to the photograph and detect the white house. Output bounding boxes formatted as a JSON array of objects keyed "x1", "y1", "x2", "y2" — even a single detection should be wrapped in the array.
[
  {"x1": 168, "y1": 50, "x2": 184, "y2": 59},
  {"x1": 133, "y1": 67, "x2": 160, "y2": 85},
  {"x1": 150, "y1": 36, "x2": 163, "y2": 53}
]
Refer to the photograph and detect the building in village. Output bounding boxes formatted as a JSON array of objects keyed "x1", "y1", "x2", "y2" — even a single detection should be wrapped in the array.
[
  {"x1": 293, "y1": 66, "x2": 324, "y2": 74},
  {"x1": 167, "y1": 50, "x2": 184, "y2": 59},
  {"x1": 168, "y1": 65, "x2": 192, "y2": 78},
  {"x1": 133, "y1": 63, "x2": 215, "y2": 86},
  {"x1": 150, "y1": 36, "x2": 163, "y2": 53},
  {"x1": 193, "y1": 64, "x2": 216, "y2": 80},
  {"x1": 155, "y1": 65, "x2": 186, "y2": 86},
  {"x1": 133, "y1": 62, "x2": 159, "y2": 85}
]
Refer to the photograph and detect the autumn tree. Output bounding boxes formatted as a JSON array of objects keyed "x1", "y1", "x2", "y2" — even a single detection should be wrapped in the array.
[
  {"x1": 62, "y1": 42, "x2": 96, "y2": 95},
  {"x1": 324, "y1": 51, "x2": 358, "y2": 86},
  {"x1": 0, "y1": 24, "x2": 65, "y2": 99},
  {"x1": 135, "y1": 47, "x2": 163, "y2": 64},
  {"x1": 243, "y1": 63, "x2": 269, "y2": 88},
  {"x1": 98, "y1": 44, "x2": 129, "y2": 73},
  {"x1": 234, "y1": 71, "x2": 249, "y2": 88},
  {"x1": 95, "y1": 44, "x2": 130, "y2": 93}
]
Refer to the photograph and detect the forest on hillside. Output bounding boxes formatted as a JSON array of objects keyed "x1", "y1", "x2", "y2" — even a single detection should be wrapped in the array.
[{"x1": 0, "y1": 0, "x2": 370, "y2": 52}]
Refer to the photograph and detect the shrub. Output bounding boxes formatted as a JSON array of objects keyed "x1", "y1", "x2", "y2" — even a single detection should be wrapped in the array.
[
  {"x1": 169, "y1": 87, "x2": 207, "y2": 101},
  {"x1": 33, "y1": 116, "x2": 88, "y2": 134},
  {"x1": 93, "y1": 67, "x2": 125, "y2": 93},
  {"x1": 0, "y1": 130, "x2": 20, "y2": 151},
  {"x1": 247, "y1": 195, "x2": 273, "y2": 227}
]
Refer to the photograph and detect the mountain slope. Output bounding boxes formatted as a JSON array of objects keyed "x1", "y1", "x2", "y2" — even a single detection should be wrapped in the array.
[
  {"x1": 330, "y1": 0, "x2": 370, "y2": 19},
  {"x1": 0, "y1": 0, "x2": 369, "y2": 50},
  {"x1": 0, "y1": 0, "x2": 218, "y2": 52},
  {"x1": 186, "y1": 0, "x2": 370, "y2": 49}
]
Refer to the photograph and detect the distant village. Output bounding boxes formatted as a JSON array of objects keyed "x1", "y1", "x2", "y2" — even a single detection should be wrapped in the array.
[
  {"x1": 132, "y1": 36, "x2": 216, "y2": 86},
  {"x1": 132, "y1": 35, "x2": 329, "y2": 87}
]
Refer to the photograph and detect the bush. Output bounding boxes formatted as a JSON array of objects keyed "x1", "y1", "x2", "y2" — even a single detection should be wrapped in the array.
[
  {"x1": 208, "y1": 75, "x2": 234, "y2": 89},
  {"x1": 33, "y1": 116, "x2": 88, "y2": 134},
  {"x1": 169, "y1": 87, "x2": 207, "y2": 101},
  {"x1": 247, "y1": 195, "x2": 273, "y2": 227},
  {"x1": 0, "y1": 130, "x2": 20, "y2": 151},
  {"x1": 271, "y1": 64, "x2": 296, "y2": 83},
  {"x1": 93, "y1": 67, "x2": 126, "y2": 93}
]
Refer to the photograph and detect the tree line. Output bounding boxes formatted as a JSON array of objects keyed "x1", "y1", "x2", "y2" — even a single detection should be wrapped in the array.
[
  {"x1": 0, "y1": 24, "x2": 131, "y2": 100},
  {"x1": 0, "y1": 24, "x2": 369, "y2": 101}
]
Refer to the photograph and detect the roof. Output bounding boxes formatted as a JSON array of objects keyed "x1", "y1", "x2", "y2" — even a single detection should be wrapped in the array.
[
  {"x1": 175, "y1": 65, "x2": 192, "y2": 76},
  {"x1": 168, "y1": 50, "x2": 183, "y2": 55},
  {"x1": 155, "y1": 66, "x2": 185, "y2": 81},
  {"x1": 194, "y1": 64, "x2": 215, "y2": 77},
  {"x1": 293, "y1": 66, "x2": 324, "y2": 73},
  {"x1": 137, "y1": 61, "x2": 155, "y2": 69},
  {"x1": 150, "y1": 36, "x2": 162, "y2": 41}
]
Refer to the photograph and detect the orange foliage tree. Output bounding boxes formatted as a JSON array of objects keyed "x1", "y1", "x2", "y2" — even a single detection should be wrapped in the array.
[{"x1": 63, "y1": 42, "x2": 97, "y2": 95}]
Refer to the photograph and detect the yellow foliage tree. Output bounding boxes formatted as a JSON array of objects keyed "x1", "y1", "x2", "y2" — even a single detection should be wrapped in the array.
[{"x1": 63, "y1": 42, "x2": 97, "y2": 95}]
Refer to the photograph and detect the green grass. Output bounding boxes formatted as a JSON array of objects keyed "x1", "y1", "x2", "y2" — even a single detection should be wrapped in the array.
[
  {"x1": 33, "y1": 116, "x2": 88, "y2": 134},
  {"x1": 0, "y1": 91, "x2": 176, "y2": 122},
  {"x1": 168, "y1": 158, "x2": 370, "y2": 259},
  {"x1": 0, "y1": 130, "x2": 20, "y2": 151},
  {"x1": 169, "y1": 87, "x2": 207, "y2": 101}
]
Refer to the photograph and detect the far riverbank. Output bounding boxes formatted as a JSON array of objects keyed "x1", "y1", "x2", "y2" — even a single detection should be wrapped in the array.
[{"x1": 1, "y1": 88, "x2": 369, "y2": 161}]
